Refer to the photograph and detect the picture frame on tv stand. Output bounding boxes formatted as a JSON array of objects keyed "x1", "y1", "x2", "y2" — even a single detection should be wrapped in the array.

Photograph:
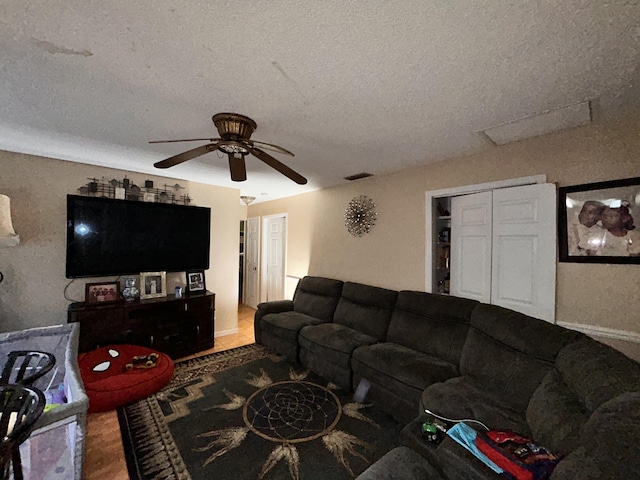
[
  {"x1": 85, "y1": 281, "x2": 120, "y2": 304},
  {"x1": 186, "y1": 270, "x2": 206, "y2": 294},
  {"x1": 140, "y1": 271, "x2": 167, "y2": 299}
]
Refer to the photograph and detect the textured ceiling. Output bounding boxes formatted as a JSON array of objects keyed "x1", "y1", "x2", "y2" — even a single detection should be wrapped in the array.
[{"x1": 1, "y1": 1, "x2": 639, "y2": 202}]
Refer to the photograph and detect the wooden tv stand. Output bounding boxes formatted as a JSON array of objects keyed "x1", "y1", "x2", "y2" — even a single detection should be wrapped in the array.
[{"x1": 67, "y1": 292, "x2": 215, "y2": 359}]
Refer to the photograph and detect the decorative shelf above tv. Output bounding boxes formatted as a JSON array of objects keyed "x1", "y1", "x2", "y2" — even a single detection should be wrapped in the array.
[{"x1": 76, "y1": 176, "x2": 192, "y2": 205}]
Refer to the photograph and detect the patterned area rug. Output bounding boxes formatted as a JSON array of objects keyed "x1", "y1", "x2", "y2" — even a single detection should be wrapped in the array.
[{"x1": 118, "y1": 344, "x2": 403, "y2": 480}]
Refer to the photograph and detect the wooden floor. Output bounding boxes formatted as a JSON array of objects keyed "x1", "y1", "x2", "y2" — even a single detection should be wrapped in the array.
[{"x1": 83, "y1": 304, "x2": 256, "y2": 479}]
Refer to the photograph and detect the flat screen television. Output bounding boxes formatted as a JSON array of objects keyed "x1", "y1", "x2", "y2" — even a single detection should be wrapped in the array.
[{"x1": 66, "y1": 195, "x2": 211, "y2": 278}]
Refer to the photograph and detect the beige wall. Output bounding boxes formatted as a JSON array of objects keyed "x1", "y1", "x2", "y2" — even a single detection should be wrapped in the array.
[
  {"x1": 249, "y1": 116, "x2": 640, "y2": 359},
  {"x1": 0, "y1": 151, "x2": 241, "y2": 335}
]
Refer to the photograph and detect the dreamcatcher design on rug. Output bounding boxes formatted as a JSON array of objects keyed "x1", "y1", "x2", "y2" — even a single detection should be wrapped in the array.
[{"x1": 194, "y1": 367, "x2": 378, "y2": 480}]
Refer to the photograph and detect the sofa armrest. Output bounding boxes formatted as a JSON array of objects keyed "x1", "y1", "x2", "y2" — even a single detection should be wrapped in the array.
[
  {"x1": 257, "y1": 300, "x2": 294, "y2": 314},
  {"x1": 254, "y1": 300, "x2": 294, "y2": 344}
]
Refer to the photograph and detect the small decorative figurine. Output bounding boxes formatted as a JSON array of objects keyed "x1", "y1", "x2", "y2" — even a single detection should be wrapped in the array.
[{"x1": 122, "y1": 277, "x2": 139, "y2": 301}]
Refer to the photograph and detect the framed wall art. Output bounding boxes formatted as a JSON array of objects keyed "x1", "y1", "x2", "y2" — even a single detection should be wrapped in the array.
[
  {"x1": 85, "y1": 281, "x2": 120, "y2": 304},
  {"x1": 186, "y1": 270, "x2": 206, "y2": 293},
  {"x1": 140, "y1": 271, "x2": 167, "y2": 299},
  {"x1": 558, "y1": 176, "x2": 640, "y2": 263}
]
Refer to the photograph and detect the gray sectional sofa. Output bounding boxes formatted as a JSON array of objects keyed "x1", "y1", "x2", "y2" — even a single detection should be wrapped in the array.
[{"x1": 254, "y1": 276, "x2": 640, "y2": 479}]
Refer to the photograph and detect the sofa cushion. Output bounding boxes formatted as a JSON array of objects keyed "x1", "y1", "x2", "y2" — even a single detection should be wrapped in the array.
[
  {"x1": 260, "y1": 331, "x2": 299, "y2": 362},
  {"x1": 261, "y1": 311, "x2": 327, "y2": 343},
  {"x1": 460, "y1": 304, "x2": 582, "y2": 411},
  {"x1": 299, "y1": 323, "x2": 377, "y2": 368},
  {"x1": 581, "y1": 391, "x2": 640, "y2": 450},
  {"x1": 387, "y1": 291, "x2": 478, "y2": 365},
  {"x1": 292, "y1": 276, "x2": 344, "y2": 322},
  {"x1": 299, "y1": 348, "x2": 353, "y2": 390},
  {"x1": 333, "y1": 282, "x2": 398, "y2": 341},
  {"x1": 550, "y1": 392, "x2": 640, "y2": 479},
  {"x1": 353, "y1": 373, "x2": 420, "y2": 424},
  {"x1": 526, "y1": 369, "x2": 588, "y2": 455},
  {"x1": 550, "y1": 447, "x2": 621, "y2": 480},
  {"x1": 355, "y1": 446, "x2": 445, "y2": 480},
  {"x1": 555, "y1": 336, "x2": 640, "y2": 412},
  {"x1": 421, "y1": 377, "x2": 530, "y2": 434},
  {"x1": 352, "y1": 343, "x2": 459, "y2": 398}
]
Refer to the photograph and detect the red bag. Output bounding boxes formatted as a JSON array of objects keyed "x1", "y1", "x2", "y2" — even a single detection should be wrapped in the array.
[{"x1": 475, "y1": 431, "x2": 560, "y2": 480}]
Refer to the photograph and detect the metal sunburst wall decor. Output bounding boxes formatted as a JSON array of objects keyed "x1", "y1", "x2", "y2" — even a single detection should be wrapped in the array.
[{"x1": 344, "y1": 195, "x2": 377, "y2": 237}]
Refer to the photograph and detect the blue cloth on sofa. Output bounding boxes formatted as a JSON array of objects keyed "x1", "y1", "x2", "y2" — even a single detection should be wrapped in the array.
[{"x1": 446, "y1": 422, "x2": 503, "y2": 474}]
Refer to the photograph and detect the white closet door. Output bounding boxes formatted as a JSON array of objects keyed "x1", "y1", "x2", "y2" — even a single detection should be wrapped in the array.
[
  {"x1": 491, "y1": 183, "x2": 556, "y2": 322},
  {"x1": 265, "y1": 216, "x2": 286, "y2": 301},
  {"x1": 245, "y1": 217, "x2": 260, "y2": 309},
  {"x1": 450, "y1": 191, "x2": 493, "y2": 303}
]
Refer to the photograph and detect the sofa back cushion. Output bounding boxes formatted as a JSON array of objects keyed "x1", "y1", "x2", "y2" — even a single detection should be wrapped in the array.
[
  {"x1": 549, "y1": 392, "x2": 640, "y2": 479},
  {"x1": 527, "y1": 337, "x2": 640, "y2": 458},
  {"x1": 387, "y1": 291, "x2": 478, "y2": 365},
  {"x1": 526, "y1": 369, "x2": 589, "y2": 456},
  {"x1": 333, "y1": 282, "x2": 398, "y2": 341},
  {"x1": 460, "y1": 304, "x2": 582, "y2": 411},
  {"x1": 555, "y1": 336, "x2": 640, "y2": 412},
  {"x1": 292, "y1": 276, "x2": 344, "y2": 323}
]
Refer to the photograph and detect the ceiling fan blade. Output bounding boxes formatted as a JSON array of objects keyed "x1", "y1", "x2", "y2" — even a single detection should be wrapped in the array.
[
  {"x1": 248, "y1": 147, "x2": 307, "y2": 185},
  {"x1": 228, "y1": 154, "x2": 247, "y2": 182},
  {"x1": 154, "y1": 143, "x2": 218, "y2": 169},
  {"x1": 149, "y1": 138, "x2": 220, "y2": 144},
  {"x1": 246, "y1": 139, "x2": 295, "y2": 157}
]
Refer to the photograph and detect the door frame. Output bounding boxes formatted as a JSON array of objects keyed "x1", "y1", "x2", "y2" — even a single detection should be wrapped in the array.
[
  {"x1": 425, "y1": 175, "x2": 547, "y2": 292},
  {"x1": 260, "y1": 213, "x2": 288, "y2": 303}
]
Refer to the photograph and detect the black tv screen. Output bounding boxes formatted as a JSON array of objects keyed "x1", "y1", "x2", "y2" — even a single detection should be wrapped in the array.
[{"x1": 66, "y1": 195, "x2": 211, "y2": 278}]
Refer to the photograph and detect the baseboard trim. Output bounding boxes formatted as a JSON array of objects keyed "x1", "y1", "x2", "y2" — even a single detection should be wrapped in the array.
[
  {"x1": 215, "y1": 328, "x2": 239, "y2": 337},
  {"x1": 557, "y1": 321, "x2": 640, "y2": 344}
]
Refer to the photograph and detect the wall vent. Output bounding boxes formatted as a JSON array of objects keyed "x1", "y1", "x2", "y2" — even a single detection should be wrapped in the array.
[{"x1": 344, "y1": 172, "x2": 373, "y2": 181}]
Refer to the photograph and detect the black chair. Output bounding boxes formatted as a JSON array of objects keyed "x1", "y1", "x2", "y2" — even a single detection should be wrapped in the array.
[
  {"x1": 0, "y1": 351, "x2": 56, "y2": 386},
  {"x1": 0, "y1": 385, "x2": 45, "y2": 480}
]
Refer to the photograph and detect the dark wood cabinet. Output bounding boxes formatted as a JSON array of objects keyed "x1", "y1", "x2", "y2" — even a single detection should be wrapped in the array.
[{"x1": 68, "y1": 292, "x2": 215, "y2": 359}]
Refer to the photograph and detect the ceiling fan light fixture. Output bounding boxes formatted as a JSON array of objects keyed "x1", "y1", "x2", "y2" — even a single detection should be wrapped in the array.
[
  {"x1": 212, "y1": 113, "x2": 257, "y2": 139},
  {"x1": 218, "y1": 142, "x2": 250, "y2": 155}
]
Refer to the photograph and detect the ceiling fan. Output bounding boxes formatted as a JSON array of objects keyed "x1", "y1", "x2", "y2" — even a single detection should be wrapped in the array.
[{"x1": 150, "y1": 113, "x2": 307, "y2": 185}]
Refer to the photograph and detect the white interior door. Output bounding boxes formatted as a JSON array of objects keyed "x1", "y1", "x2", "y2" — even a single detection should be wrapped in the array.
[
  {"x1": 262, "y1": 215, "x2": 286, "y2": 302},
  {"x1": 491, "y1": 183, "x2": 556, "y2": 322},
  {"x1": 450, "y1": 191, "x2": 493, "y2": 302},
  {"x1": 245, "y1": 217, "x2": 260, "y2": 309}
]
